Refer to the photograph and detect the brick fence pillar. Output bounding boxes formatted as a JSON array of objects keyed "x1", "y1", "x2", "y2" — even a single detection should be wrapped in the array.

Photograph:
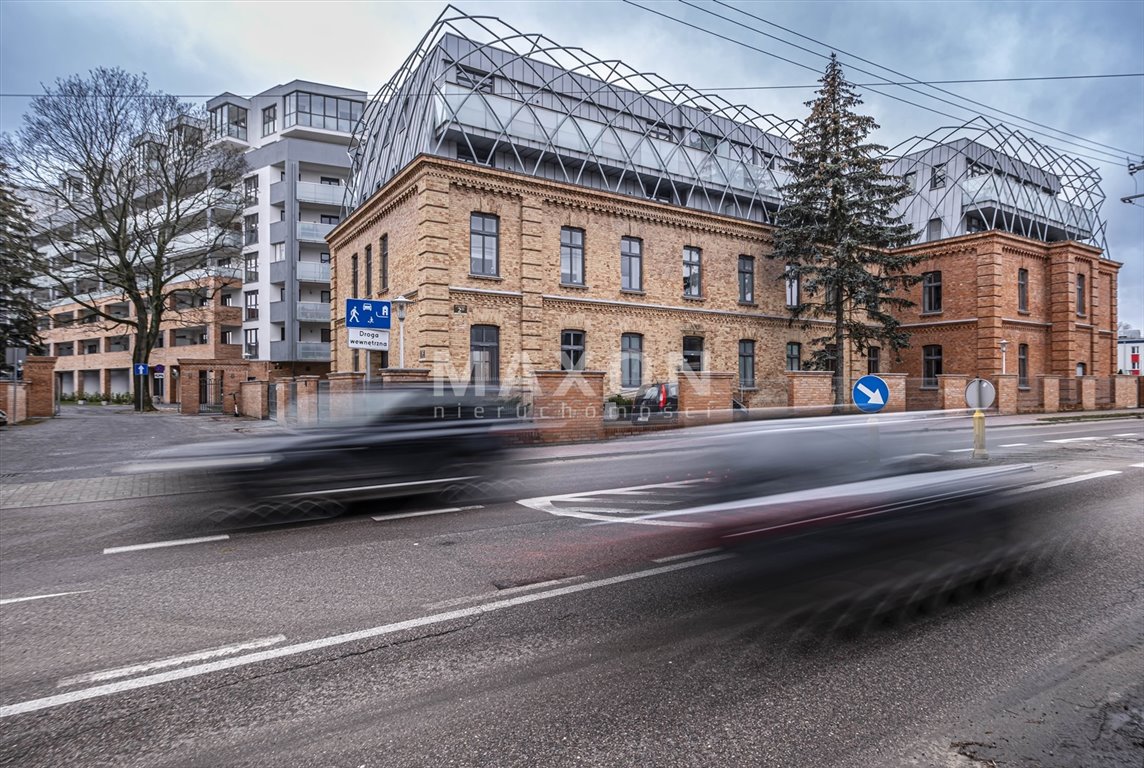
[
  {"x1": 1039, "y1": 375, "x2": 1061, "y2": 413},
  {"x1": 995, "y1": 374, "x2": 1018, "y2": 415},
  {"x1": 22, "y1": 356, "x2": 57, "y2": 418},
  {"x1": 275, "y1": 378, "x2": 293, "y2": 427},
  {"x1": 1077, "y1": 376, "x2": 1096, "y2": 411},
  {"x1": 0, "y1": 381, "x2": 28, "y2": 424},
  {"x1": 1112, "y1": 375, "x2": 1139, "y2": 409},
  {"x1": 328, "y1": 371, "x2": 366, "y2": 421},
  {"x1": 532, "y1": 370, "x2": 604, "y2": 443},
  {"x1": 937, "y1": 374, "x2": 969, "y2": 410},
  {"x1": 874, "y1": 373, "x2": 907, "y2": 414},
  {"x1": 678, "y1": 371, "x2": 734, "y2": 425},
  {"x1": 295, "y1": 375, "x2": 320, "y2": 427},
  {"x1": 785, "y1": 371, "x2": 834, "y2": 409}
]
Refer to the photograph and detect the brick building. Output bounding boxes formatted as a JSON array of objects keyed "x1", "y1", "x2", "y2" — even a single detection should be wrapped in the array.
[{"x1": 327, "y1": 10, "x2": 1120, "y2": 409}]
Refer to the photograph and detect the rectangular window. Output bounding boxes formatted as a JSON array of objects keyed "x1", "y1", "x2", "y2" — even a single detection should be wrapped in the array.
[
  {"x1": 930, "y1": 163, "x2": 946, "y2": 189},
  {"x1": 621, "y1": 237, "x2": 642, "y2": 291},
  {"x1": 244, "y1": 253, "x2": 258, "y2": 284},
  {"x1": 1076, "y1": 273, "x2": 1086, "y2": 316},
  {"x1": 1018, "y1": 343, "x2": 1029, "y2": 388},
  {"x1": 922, "y1": 345, "x2": 943, "y2": 388},
  {"x1": 922, "y1": 271, "x2": 942, "y2": 313},
  {"x1": 319, "y1": 176, "x2": 341, "y2": 186},
  {"x1": 244, "y1": 290, "x2": 259, "y2": 320},
  {"x1": 243, "y1": 176, "x2": 259, "y2": 206},
  {"x1": 738, "y1": 340, "x2": 756, "y2": 389},
  {"x1": 364, "y1": 244, "x2": 373, "y2": 297},
  {"x1": 683, "y1": 246, "x2": 702, "y2": 297},
  {"x1": 560, "y1": 330, "x2": 585, "y2": 371},
  {"x1": 903, "y1": 171, "x2": 916, "y2": 190},
  {"x1": 351, "y1": 254, "x2": 359, "y2": 297},
  {"x1": 320, "y1": 251, "x2": 331, "y2": 264},
  {"x1": 470, "y1": 325, "x2": 500, "y2": 386},
  {"x1": 786, "y1": 342, "x2": 801, "y2": 372},
  {"x1": 244, "y1": 214, "x2": 258, "y2": 246},
  {"x1": 221, "y1": 293, "x2": 234, "y2": 307},
  {"x1": 283, "y1": 91, "x2": 363, "y2": 133},
  {"x1": 379, "y1": 235, "x2": 389, "y2": 291},
  {"x1": 621, "y1": 333, "x2": 643, "y2": 388},
  {"x1": 785, "y1": 264, "x2": 800, "y2": 308},
  {"x1": 320, "y1": 290, "x2": 331, "y2": 303},
  {"x1": 560, "y1": 227, "x2": 585, "y2": 285},
  {"x1": 682, "y1": 336, "x2": 704, "y2": 372},
  {"x1": 470, "y1": 213, "x2": 499, "y2": 276},
  {"x1": 867, "y1": 346, "x2": 881, "y2": 375},
  {"x1": 262, "y1": 105, "x2": 277, "y2": 136},
  {"x1": 320, "y1": 328, "x2": 331, "y2": 343},
  {"x1": 320, "y1": 214, "x2": 340, "y2": 226},
  {"x1": 244, "y1": 328, "x2": 258, "y2": 358},
  {"x1": 926, "y1": 218, "x2": 942, "y2": 242},
  {"x1": 738, "y1": 256, "x2": 755, "y2": 303},
  {"x1": 210, "y1": 103, "x2": 247, "y2": 141},
  {"x1": 457, "y1": 66, "x2": 493, "y2": 94},
  {"x1": 1018, "y1": 268, "x2": 1029, "y2": 312}
]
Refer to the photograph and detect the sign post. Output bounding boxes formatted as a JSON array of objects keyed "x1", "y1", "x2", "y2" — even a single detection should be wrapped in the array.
[
  {"x1": 852, "y1": 375, "x2": 890, "y2": 464},
  {"x1": 965, "y1": 378, "x2": 997, "y2": 459},
  {"x1": 133, "y1": 363, "x2": 149, "y2": 412},
  {"x1": 344, "y1": 299, "x2": 391, "y2": 354}
]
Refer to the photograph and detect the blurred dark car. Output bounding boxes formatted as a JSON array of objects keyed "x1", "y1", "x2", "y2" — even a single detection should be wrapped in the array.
[
  {"x1": 631, "y1": 382, "x2": 678, "y2": 423},
  {"x1": 0, "y1": 408, "x2": 7, "y2": 428},
  {"x1": 125, "y1": 387, "x2": 525, "y2": 510}
]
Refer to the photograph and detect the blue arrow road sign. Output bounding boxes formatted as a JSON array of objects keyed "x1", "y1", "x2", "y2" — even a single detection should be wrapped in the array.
[
  {"x1": 134, "y1": 363, "x2": 149, "y2": 376},
  {"x1": 852, "y1": 375, "x2": 889, "y2": 413},
  {"x1": 345, "y1": 298, "x2": 391, "y2": 330}
]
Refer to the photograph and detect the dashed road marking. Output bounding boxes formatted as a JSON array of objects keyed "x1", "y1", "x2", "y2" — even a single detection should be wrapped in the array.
[
  {"x1": 652, "y1": 548, "x2": 723, "y2": 563},
  {"x1": 1114, "y1": 433, "x2": 1139, "y2": 438},
  {"x1": 423, "y1": 575, "x2": 588, "y2": 609},
  {"x1": 517, "y1": 479, "x2": 714, "y2": 528},
  {"x1": 947, "y1": 448, "x2": 974, "y2": 453},
  {"x1": 999, "y1": 443, "x2": 1028, "y2": 448},
  {"x1": 372, "y1": 505, "x2": 482, "y2": 522},
  {"x1": 57, "y1": 636, "x2": 287, "y2": 688},
  {"x1": 1129, "y1": 463, "x2": 1144, "y2": 469},
  {"x1": 1046, "y1": 436, "x2": 1103, "y2": 444},
  {"x1": 1005, "y1": 470, "x2": 1122, "y2": 495},
  {"x1": 103, "y1": 535, "x2": 230, "y2": 555},
  {"x1": 0, "y1": 591, "x2": 92, "y2": 606}
]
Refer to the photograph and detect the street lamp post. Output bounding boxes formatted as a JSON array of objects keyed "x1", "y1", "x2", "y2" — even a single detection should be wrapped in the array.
[
  {"x1": 392, "y1": 295, "x2": 413, "y2": 368},
  {"x1": 999, "y1": 339, "x2": 1010, "y2": 375}
]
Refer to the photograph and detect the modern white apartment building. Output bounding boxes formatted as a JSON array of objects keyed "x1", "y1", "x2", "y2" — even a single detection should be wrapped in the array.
[{"x1": 208, "y1": 80, "x2": 367, "y2": 374}]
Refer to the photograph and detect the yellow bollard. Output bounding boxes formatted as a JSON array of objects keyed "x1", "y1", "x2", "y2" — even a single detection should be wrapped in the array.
[{"x1": 972, "y1": 408, "x2": 988, "y2": 459}]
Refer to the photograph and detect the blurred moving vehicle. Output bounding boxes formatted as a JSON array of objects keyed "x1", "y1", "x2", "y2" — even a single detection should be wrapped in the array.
[
  {"x1": 124, "y1": 387, "x2": 525, "y2": 511},
  {"x1": 631, "y1": 382, "x2": 678, "y2": 423},
  {"x1": 0, "y1": 408, "x2": 7, "y2": 428}
]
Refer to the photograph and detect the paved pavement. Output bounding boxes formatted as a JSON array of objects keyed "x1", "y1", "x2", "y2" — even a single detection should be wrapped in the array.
[{"x1": 1, "y1": 404, "x2": 1140, "y2": 509}]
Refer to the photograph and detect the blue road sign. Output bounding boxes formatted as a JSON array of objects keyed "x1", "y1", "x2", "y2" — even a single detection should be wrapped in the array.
[
  {"x1": 852, "y1": 375, "x2": 889, "y2": 413},
  {"x1": 345, "y1": 298, "x2": 391, "y2": 330},
  {"x1": 134, "y1": 363, "x2": 149, "y2": 376}
]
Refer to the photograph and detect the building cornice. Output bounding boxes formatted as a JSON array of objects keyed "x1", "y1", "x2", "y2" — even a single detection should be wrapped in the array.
[
  {"x1": 900, "y1": 317, "x2": 978, "y2": 328},
  {"x1": 540, "y1": 293, "x2": 829, "y2": 326}
]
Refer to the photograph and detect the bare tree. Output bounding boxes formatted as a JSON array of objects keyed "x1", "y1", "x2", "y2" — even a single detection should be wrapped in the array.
[
  {"x1": 0, "y1": 157, "x2": 45, "y2": 376},
  {"x1": 4, "y1": 67, "x2": 245, "y2": 409}
]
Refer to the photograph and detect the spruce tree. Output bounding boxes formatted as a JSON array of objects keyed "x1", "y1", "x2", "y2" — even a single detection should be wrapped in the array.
[
  {"x1": 0, "y1": 158, "x2": 44, "y2": 376},
  {"x1": 771, "y1": 54, "x2": 921, "y2": 407}
]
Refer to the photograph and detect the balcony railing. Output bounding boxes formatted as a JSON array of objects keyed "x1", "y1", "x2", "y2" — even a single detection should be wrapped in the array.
[
  {"x1": 295, "y1": 181, "x2": 345, "y2": 206},
  {"x1": 297, "y1": 261, "x2": 331, "y2": 283},
  {"x1": 961, "y1": 175, "x2": 1097, "y2": 236},
  {"x1": 298, "y1": 222, "x2": 336, "y2": 242},
  {"x1": 270, "y1": 340, "x2": 330, "y2": 361},
  {"x1": 269, "y1": 301, "x2": 288, "y2": 324},
  {"x1": 296, "y1": 301, "x2": 331, "y2": 323}
]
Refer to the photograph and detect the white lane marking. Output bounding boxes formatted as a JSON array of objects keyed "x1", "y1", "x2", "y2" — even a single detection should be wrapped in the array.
[
  {"x1": 517, "y1": 479, "x2": 713, "y2": 528},
  {"x1": 1046, "y1": 436, "x2": 1102, "y2": 443},
  {"x1": 652, "y1": 548, "x2": 723, "y2": 563},
  {"x1": 947, "y1": 448, "x2": 974, "y2": 453},
  {"x1": 999, "y1": 443, "x2": 1029, "y2": 448},
  {"x1": 273, "y1": 476, "x2": 475, "y2": 500},
  {"x1": 103, "y1": 535, "x2": 230, "y2": 555},
  {"x1": 0, "y1": 590, "x2": 92, "y2": 606},
  {"x1": 56, "y1": 636, "x2": 287, "y2": 688},
  {"x1": 423, "y1": 575, "x2": 588, "y2": 609},
  {"x1": 1006, "y1": 470, "x2": 1122, "y2": 495},
  {"x1": 1114, "y1": 433, "x2": 1139, "y2": 438},
  {"x1": 1129, "y1": 463, "x2": 1144, "y2": 469},
  {"x1": 372, "y1": 505, "x2": 482, "y2": 522},
  {"x1": 0, "y1": 553, "x2": 733, "y2": 718}
]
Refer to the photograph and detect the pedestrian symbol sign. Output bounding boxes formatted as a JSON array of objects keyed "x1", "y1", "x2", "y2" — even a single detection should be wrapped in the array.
[
  {"x1": 345, "y1": 299, "x2": 391, "y2": 330},
  {"x1": 852, "y1": 375, "x2": 889, "y2": 413},
  {"x1": 134, "y1": 363, "x2": 149, "y2": 376}
]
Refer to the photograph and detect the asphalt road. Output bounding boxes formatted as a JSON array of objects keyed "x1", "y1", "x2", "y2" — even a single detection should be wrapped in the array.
[{"x1": 1, "y1": 408, "x2": 1141, "y2": 767}]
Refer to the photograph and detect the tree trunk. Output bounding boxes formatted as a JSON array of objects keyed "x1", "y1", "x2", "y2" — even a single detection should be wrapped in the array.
[{"x1": 133, "y1": 329, "x2": 157, "y2": 413}]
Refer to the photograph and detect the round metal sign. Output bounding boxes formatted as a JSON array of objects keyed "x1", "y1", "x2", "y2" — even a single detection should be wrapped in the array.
[{"x1": 964, "y1": 378, "x2": 996, "y2": 410}]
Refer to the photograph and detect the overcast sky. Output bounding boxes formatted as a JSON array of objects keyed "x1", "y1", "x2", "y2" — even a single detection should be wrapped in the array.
[{"x1": 2, "y1": 0, "x2": 1141, "y2": 328}]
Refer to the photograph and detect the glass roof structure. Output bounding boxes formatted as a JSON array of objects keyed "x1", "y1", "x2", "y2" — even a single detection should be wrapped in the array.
[{"x1": 347, "y1": 6, "x2": 801, "y2": 223}]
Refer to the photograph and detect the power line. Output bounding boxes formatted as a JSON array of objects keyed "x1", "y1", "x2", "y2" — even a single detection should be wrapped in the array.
[
  {"x1": 620, "y1": 0, "x2": 1135, "y2": 165},
  {"x1": 698, "y1": 73, "x2": 1144, "y2": 90},
  {"x1": 706, "y1": 0, "x2": 1141, "y2": 159}
]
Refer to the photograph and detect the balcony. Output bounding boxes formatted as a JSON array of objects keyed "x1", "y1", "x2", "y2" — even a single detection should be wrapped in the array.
[
  {"x1": 270, "y1": 340, "x2": 330, "y2": 361},
  {"x1": 298, "y1": 221, "x2": 335, "y2": 243},
  {"x1": 961, "y1": 175, "x2": 1097, "y2": 239},
  {"x1": 296, "y1": 301, "x2": 331, "y2": 323},
  {"x1": 296, "y1": 181, "x2": 346, "y2": 206},
  {"x1": 269, "y1": 301, "x2": 288, "y2": 323},
  {"x1": 268, "y1": 260, "x2": 331, "y2": 285},
  {"x1": 269, "y1": 220, "x2": 288, "y2": 244},
  {"x1": 168, "y1": 227, "x2": 241, "y2": 255}
]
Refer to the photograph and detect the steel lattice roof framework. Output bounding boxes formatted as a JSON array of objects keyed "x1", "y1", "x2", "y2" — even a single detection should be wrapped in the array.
[
  {"x1": 347, "y1": 6, "x2": 802, "y2": 223},
  {"x1": 888, "y1": 117, "x2": 1107, "y2": 252}
]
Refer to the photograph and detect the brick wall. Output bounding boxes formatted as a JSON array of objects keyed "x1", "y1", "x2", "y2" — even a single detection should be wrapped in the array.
[
  {"x1": 531, "y1": 370, "x2": 604, "y2": 443},
  {"x1": 0, "y1": 381, "x2": 28, "y2": 424},
  {"x1": 678, "y1": 371, "x2": 734, "y2": 425},
  {"x1": 23, "y1": 356, "x2": 57, "y2": 418}
]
